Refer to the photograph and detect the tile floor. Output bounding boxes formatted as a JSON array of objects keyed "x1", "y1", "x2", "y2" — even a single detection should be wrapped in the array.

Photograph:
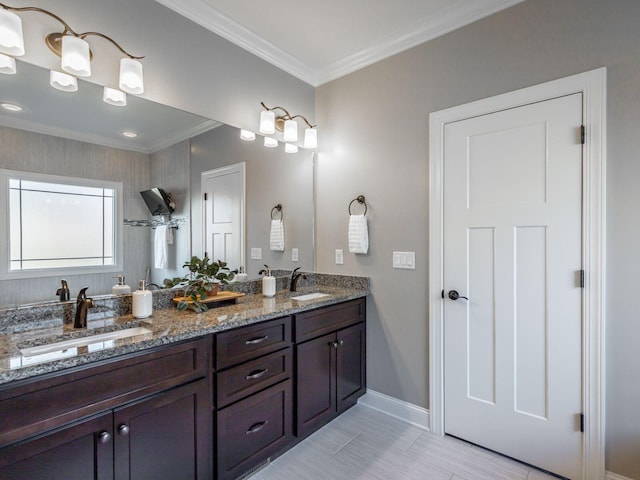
[{"x1": 249, "y1": 404, "x2": 560, "y2": 480}]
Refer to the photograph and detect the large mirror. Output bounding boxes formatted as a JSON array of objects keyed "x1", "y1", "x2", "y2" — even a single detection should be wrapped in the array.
[{"x1": 0, "y1": 60, "x2": 314, "y2": 307}]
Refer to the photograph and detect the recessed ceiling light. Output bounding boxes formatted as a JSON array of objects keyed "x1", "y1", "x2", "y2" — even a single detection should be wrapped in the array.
[
  {"x1": 1, "y1": 102, "x2": 23, "y2": 112},
  {"x1": 122, "y1": 131, "x2": 138, "y2": 138}
]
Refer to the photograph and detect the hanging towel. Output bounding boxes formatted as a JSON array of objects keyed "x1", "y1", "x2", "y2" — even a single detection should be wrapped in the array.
[
  {"x1": 270, "y1": 219, "x2": 285, "y2": 251},
  {"x1": 348, "y1": 214, "x2": 369, "y2": 254},
  {"x1": 154, "y1": 225, "x2": 169, "y2": 269}
]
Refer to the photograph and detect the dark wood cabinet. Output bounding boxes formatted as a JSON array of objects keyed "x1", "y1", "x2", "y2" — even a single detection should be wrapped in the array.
[
  {"x1": 0, "y1": 338, "x2": 212, "y2": 480},
  {"x1": 295, "y1": 299, "x2": 366, "y2": 439},
  {"x1": 0, "y1": 412, "x2": 114, "y2": 480}
]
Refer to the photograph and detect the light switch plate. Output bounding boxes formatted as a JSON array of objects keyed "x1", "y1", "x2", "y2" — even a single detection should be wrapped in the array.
[
  {"x1": 292, "y1": 248, "x2": 299, "y2": 262},
  {"x1": 335, "y1": 249, "x2": 344, "y2": 265},
  {"x1": 393, "y1": 251, "x2": 415, "y2": 269},
  {"x1": 251, "y1": 248, "x2": 262, "y2": 260}
]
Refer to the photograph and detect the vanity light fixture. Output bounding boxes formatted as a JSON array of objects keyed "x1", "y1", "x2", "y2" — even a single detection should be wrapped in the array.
[
  {"x1": 240, "y1": 129, "x2": 256, "y2": 141},
  {"x1": 0, "y1": 51, "x2": 14, "y2": 73},
  {"x1": 259, "y1": 102, "x2": 317, "y2": 148},
  {"x1": 0, "y1": 2, "x2": 144, "y2": 102}
]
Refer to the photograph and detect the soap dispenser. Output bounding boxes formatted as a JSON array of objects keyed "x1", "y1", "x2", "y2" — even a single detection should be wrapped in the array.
[
  {"x1": 234, "y1": 266, "x2": 248, "y2": 283},
  {"x1": 132, "y1": 280, "x2": 152, "y2": 318},
  {"x1": 112, "y1": 275, "x2": 131, "y2": 295},
  {"x1": 259, "y1": 265, "x2": 276, "y2": 298}
]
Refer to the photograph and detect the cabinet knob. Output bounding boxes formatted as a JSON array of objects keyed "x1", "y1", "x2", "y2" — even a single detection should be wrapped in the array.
[
  {"x1": 118, "y1": 424, "x2": 130, "y2": 436},
  {"x1": 98, "y1": 431, "x2": 111, "y2": 444}
]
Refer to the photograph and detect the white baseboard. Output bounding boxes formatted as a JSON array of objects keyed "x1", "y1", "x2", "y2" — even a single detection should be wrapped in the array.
[
  {"x1": 358, "y1": 389, "x2": 430, "y2": 431},
  {"x1": 606, "y1": 472, "x2": 635, "y2": 480}
]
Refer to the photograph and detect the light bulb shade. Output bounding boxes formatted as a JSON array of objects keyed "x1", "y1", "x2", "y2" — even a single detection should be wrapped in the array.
[
  {"x1": 61, "y1": 35, "x2": 91, "y2": 77},
  {"x1": 103, "y1": 87, "x2": 127, "y2": 106},
  {"x1": 49, "y1": 70, "x2": 78, "y2": 92},
  {"x1": 0, "y1": 9, "x2": 25, "y2": 56},
  {"x1": 285, "y1": 143, "x2": 298, "y2": 154},
  {"x1": 303, "y1": 128, "x2": 317, "y2": 149},
  {"x1": 283, "y1": 119, "x2": 298, "y2": 142},
  {"x1": 259, "y1": 110, "x2": 275, "y2": 134},
  {"x1": 264, "y1": 136, "x2": 278, "y2": 148},
  {"x1": 0, "y1": 52, "x2": 16, "y2": 74},
  {"x1": 119, "y1": 58, "x2": 144, "y2": 94},
  {"x1": 240, "y1": 129, "x2": 256, "y2": 141}
]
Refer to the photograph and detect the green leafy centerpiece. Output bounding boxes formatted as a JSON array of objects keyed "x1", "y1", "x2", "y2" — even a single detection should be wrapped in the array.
[{"x1": 164, "y1": 256, "x2": 235, "y2": 312}]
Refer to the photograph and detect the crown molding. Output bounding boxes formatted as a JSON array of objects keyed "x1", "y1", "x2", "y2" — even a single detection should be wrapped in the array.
[
  {"x1": 154, "y1": 0, "x2": 316, "y2": 85},
  {"x1": 147, "y1": 119, "x2": 221, "y2": 153},
  {"x1": 156, "y1": 0, "x2": 523, "y2": 87},
  {"x1": 317, "y1": 0, "x2": 525, "y2": 85}
]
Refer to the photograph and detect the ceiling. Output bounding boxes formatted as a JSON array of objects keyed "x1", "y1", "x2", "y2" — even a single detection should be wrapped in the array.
[{"x1": 155, "y1": 0, "x2": 524, "y2": 86}]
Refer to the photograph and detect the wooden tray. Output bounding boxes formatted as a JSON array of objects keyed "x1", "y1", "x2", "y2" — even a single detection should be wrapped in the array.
[{"x1": 173, "y1": 291, "x2": 245, "y2": 305}]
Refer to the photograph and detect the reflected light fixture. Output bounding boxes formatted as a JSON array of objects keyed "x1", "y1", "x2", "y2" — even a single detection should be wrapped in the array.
[
  {"x1": 259, "y1": 102, "x2": 317, "y2": 149},
  {"x1": 0, "y1": 51, "x2": 15, "y2": 73},
  {"x1": 122, "y1": 131, "x2": 138, "y2": 138},
  {"x1": 264, "y1": 136, "x2": 278, "y2": 148},
  {"x1": 1, "y1": 101, "x2": 22, "y2": 111},
  {"x1": 285, "y1": 143, "x2": 298, "y2": 154},
  {"x1": 103, "y1": 86, "x2": 127, "y2": 106},
  {"x1": 240, "y1": 129, "x2": 256, "y2": 141},
  {"x1": 50, "y1": 70, "x2": 78, "y2": 92},
  {"x1": 0, "y1": 2, "x2": 144, "y2": 103}
]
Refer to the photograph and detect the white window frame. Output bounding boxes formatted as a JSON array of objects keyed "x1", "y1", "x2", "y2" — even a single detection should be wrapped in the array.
[{"x1": 0, "y1": 169, "x2": 123, "y2": 280}]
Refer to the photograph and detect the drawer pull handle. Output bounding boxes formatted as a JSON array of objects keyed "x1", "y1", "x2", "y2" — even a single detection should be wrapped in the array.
[
  {"x1": 245, "y1": 420, "x2": 268, "y2": 435},
  {"x1": 245, "y1": 335, "x2": 269, "y2": 345},
  {"x1": 246, "y1": 368, "x2": 269, "y2": 380},
  {"x1": 98, "y1": 431, "x2": 111, "y2": 444}
]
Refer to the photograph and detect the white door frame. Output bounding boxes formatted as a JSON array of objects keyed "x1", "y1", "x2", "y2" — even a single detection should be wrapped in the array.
[
  {"x1": 428, "y1": 68, "x2": 606, "y2": 480},
  {"x1": 201, "y1": 162, "x2": 246, "y2": 267}
]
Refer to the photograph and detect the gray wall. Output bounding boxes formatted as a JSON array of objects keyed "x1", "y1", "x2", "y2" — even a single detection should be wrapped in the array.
[
  {"x1": 315, "y1": 0, "x2": 640, "y2": 477},
  {"x1": 0, "y1": 126, "x2": 150, "y2": 306},
  {"x1": 149, "y1": 140, "x2": 191, "y2": 286},
  {"x1": 190, "y1": 125, "x2": 315, "y2": 278}
]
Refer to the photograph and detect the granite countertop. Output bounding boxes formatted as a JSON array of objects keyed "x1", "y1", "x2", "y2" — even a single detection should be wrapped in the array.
[{"x1": 0, "y1": 279, "x2": 369, "y2": 386}]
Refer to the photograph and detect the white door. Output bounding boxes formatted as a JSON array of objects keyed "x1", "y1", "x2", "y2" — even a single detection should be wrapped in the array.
[
  {"x1": 443, "y1": 93, "x2": 583, "y2": 479},
  {"x1": 202, "y1": 163, "x2": 245, "y2": 270}
]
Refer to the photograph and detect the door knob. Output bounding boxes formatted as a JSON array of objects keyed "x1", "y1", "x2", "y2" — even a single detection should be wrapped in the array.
[{"x1": 448, "y1": 290, "x2": 468, "y2": 301}]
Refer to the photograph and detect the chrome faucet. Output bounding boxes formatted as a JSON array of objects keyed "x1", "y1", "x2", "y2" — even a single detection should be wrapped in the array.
[
  {"x1": 74, "y1": 286, "x2": 95, "y2": 328},
  {"x1": 290, "y1": 267, "x2": 307, "y2": 292}
]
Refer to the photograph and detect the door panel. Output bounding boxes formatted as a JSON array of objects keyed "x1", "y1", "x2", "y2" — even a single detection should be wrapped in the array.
[{"x1": 444, "y1": 93, "x2": 583, "y2": 479}]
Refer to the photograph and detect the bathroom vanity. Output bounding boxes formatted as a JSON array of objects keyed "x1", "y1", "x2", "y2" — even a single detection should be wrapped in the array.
[{"x1": 0, "y1": 278, "x2": 368, "y2": 479}]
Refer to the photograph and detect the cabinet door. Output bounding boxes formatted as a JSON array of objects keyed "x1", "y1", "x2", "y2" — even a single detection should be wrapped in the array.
[
  {"x1": 0, "y1": 412, "x2": 113, "y2": 480},
  {"x1": 295, "y1": 332, "x2": 336, "y2": 438},
  {"x1": 113, "y1": 379, "x2": 211, "y2": 480},
  {"x1": 336, "y1": 322, "x2": 366, "y2": 413}
]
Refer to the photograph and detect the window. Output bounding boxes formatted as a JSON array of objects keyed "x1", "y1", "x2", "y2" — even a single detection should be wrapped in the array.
[{"x1": 0, "y1": 169, "x2": 123, "y2": 279}]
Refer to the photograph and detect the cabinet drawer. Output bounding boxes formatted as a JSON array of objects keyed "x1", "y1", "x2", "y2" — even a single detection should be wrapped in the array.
[
  {"x1": 216, "y1": 316, "x2": 291, "y2": 369},
  {"x1": 217, "y1": 347, "x2": 291, "y2": 408},
  {"x1": 217, "y1": 380, "x2": 293, "y2": 480},
  {"x1": 0, "y1": 337, "x2": 210, "y2": 448},
  {"x1": 294, "y1": 298, "x2": 365, "y2": 343}
]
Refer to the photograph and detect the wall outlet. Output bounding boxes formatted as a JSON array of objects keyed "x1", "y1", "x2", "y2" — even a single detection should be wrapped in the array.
[
  {"x1": 251, "y1": 247, "x2": 262, "y2": 260},
  {"x1": 335, "y1": 249, "x2": 344, "y2": 265},
  {"x1": 393, "y1": 251, "x2": 415, "y2": 269},
  {"x1": 292, "y1": 248, "x2": 299, "y2": 262}
]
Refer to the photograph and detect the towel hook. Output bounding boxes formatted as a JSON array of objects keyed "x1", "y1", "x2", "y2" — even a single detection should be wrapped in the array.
[
  {"x1": 271, "y1": 204, "x2": 284, "y2": 220},
  {"x1": 348, "y1": 195, "x2": 367, "y2": 216}
]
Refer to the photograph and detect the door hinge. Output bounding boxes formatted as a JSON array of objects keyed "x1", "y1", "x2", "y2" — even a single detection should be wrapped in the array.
[
  {"x1": 581, "y1": 125, "x2": 586, "y2": 145},
  {"x1": 204, "y1": 251, "x2": 208, "y2": 258},
  {"x1": 204, "y1": 192, "x2": 208, "y2": 201},
  {"x1": 580, "y1": 413, "x2": 584, "y2": 433},
  {"x1": 580, "y1": 270, "x2": 585, "y2": 288}
]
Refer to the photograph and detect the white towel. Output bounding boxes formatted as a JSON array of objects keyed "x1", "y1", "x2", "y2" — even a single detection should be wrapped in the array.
[
  {"x1": 270, "y1": 219, "x2": 285, "y2": 251},
  {"x1": 348, "y1": 214, "x2": 369, "y2": 254},
  {"x1": 154, "y1": 225, "x2": 168, "y2": 269}
]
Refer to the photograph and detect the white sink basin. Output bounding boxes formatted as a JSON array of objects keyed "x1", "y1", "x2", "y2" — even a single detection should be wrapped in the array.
[
  {"x1": 291, "y1": 292, "x2": 330, "y2": 301},
  {"x1": 20, "y1": 327, "x2": 153, "y2": 358}
]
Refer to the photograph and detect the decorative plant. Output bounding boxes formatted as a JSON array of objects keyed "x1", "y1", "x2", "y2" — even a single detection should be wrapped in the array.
[{"x1": 164, "y1": 256, "x2": 235, "y2": 312}]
